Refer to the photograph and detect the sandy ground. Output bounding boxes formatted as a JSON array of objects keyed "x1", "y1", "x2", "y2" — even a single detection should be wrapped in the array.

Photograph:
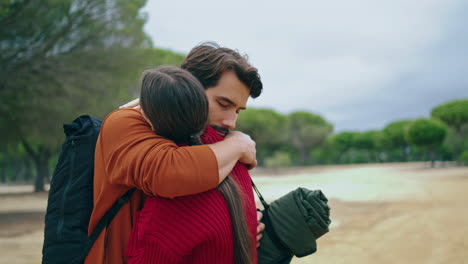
[{"x1": 1, "y1": 162, "x2": 467, "y2": 264}]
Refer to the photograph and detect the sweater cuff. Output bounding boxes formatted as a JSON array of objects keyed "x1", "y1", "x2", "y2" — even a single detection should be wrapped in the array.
[{"x1": 189, "y1": 145, "x2": 219, "y2": 191}]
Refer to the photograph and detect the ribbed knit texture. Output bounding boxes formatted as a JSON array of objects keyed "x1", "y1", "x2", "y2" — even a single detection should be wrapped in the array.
[{"x1": 126, "y1": 126, "x2": 258, "y2": 264}]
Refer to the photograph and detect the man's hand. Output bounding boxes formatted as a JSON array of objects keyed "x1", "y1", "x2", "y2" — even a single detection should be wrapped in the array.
[
  {"x1": 256, "y1": 211, "x2": 266, "y2": 248},
  {"x1": 120, "y1": 98, "x2": 140, "y2": 109},
  {"x1": 225, "y1": 131, "x2": 257, "y2": 169}
]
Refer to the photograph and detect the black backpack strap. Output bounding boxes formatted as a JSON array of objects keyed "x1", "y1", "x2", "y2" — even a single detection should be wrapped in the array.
[
  {"x1": 251, "y1": 178, "x2": 270, "y2": 209},
  {"x1": 74, "y1": 188, "x2": 136, "y2": 264}
]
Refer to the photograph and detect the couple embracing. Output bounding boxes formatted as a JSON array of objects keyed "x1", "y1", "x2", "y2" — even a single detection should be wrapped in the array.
[{"x1": 85, "y1": 42, "x2": 330, "y2": 264}]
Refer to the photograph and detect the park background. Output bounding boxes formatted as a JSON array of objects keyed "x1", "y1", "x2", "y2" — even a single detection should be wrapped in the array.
[{"x1": 1, "y1": 0, "x2": 468, "y2": 263}]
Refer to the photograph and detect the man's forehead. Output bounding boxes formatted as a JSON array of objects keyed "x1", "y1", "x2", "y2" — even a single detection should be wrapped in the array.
[{"x1": 205, "y1": 71, "x2": 250, "y2": 102}]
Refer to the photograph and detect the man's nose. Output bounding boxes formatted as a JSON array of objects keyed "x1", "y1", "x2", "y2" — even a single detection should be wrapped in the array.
[{"x1": 222, "y1": 115, "x2": 237, "y2": 130}]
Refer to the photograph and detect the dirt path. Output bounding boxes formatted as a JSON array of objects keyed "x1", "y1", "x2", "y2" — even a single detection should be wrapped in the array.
[
  {"x1": 1, "y1": 163, "x2": 467, "y2": 264},
  {"x1": 285, "y1": 164, "x2": 468, "y2": 264},
  {"x1": 0, "y1": 192, "x2": 47, "y2": 264}
]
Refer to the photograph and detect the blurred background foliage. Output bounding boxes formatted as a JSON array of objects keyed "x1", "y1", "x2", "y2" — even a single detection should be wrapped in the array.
[
  {"x1": 0, "y1": 0, "x2": 184, "y2": 191},
  {"x1": 238, "y1": 100, "x2": 468, "y2": 169},
  {"x1": 1, "y1": 0, "x2": 468, "y2": 191}
]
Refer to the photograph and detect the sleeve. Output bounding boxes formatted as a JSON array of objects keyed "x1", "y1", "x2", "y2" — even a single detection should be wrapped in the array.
[{"x1": 98, "y1": 109, "x2": 219, "y2": 198}]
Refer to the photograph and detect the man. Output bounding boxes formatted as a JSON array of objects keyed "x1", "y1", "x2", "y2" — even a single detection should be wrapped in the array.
[{"x1": 85, "y1": 42, "x2": 265, "y2": 263}]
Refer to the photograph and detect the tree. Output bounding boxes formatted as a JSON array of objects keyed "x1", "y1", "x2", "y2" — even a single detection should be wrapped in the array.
[
  {"x1": 431, "y1": 99, "x2": 468, "y2": 160},
  {"x1": 353, "y1": 131, "x2": 377, "y2": 149},
  {"x1": 0, "y1": 0, "x2": 151, "y2": 191},
  {"x1": 382, "y1": 120, "x2": 413, "y2": 161},
  {"x1": 405, "y1": 119, "x2": 447, "y2": 167},
  {"x1": 353, "y1": 130, "x2": 382, "y2": 162},
  {"x1": 264, "y1": 151, "x2": 292, "y2": 169},
  {"x1": 431, "y1": 99, "x2": 468, "y2": 133},
  {"x1": 330, "y1": 131, "x2": 358, "y2": 163},
  {"x1": 287, "y1": 111, "x2": 333, "y2": 165},
  {"x1": 0, "y1": 140, "x2": 34, "y2": 183},
  {"x1": 236, "y1": 108, "x2": 288, "y2": 165},
  {"x1": 148, "y1": 48, "x2": 186, "y2": 66},
  {"x1": 459, "y1": 150, "x2": 468, "y2": 166}
]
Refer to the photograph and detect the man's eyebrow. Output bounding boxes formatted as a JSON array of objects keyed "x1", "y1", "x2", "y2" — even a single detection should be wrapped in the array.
[{"x1": 218, "y1": 96, "x2": 247, "y2": 110}]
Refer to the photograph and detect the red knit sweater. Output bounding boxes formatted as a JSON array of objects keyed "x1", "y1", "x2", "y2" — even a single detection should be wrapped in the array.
[{"x1": 125, "y1": 127, "x2": 258, "y2": 264}]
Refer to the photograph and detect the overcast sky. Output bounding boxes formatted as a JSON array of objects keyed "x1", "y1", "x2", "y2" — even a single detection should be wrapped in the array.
[{"x1": 142, "y1": 0, "x2": 468, "y2": 132}]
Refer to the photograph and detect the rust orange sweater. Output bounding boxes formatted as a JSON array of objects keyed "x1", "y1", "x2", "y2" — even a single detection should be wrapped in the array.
[{"x1": 85, "y1": 109, "x2": 219, "y2": 264}]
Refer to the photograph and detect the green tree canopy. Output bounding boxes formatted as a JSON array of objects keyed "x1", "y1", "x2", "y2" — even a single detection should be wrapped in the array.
[
  {"x1": 405, "y1": 119, "x2": 447, "y2": 147},
  {"x1": 405, "y1": 118, "x2": 448, "y2": 167},
  {"x1": 0, "y1": 0, "x2": 153, "y2": 191},
  {"x1": 383, "y1": 120, "x2": 413, "y2": 148},
  {"x1": 236, "y1": 108, "x2": 288, "y2": 164},
  {"x1": 431, "y1": 99, "x2": 468, "y2": 132},
  {"x1": 330, "y1": 131, "x2": 358, "y2": 152},
  {"x1": 287, "y1": 111, "x2": 333, "y2": 165},
  {"x1": 382, "y1": 120, "x2": 414, "y2": 161},
  {"x1": 352, "y1": 130, "x2": 385, "y2": 163},
  {"x1": 353, "y1": 131, "x2": 381, "y2": 150},
  {"x1": 329, "y1": 131, "x2": 358, "y2": 163}
]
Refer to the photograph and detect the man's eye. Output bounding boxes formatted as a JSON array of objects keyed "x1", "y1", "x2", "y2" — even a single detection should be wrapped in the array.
[{"x1": 218, "y1": 102, "x2": 229, "y2": 109}]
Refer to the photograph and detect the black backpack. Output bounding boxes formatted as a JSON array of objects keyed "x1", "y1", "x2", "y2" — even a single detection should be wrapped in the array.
[{"x1": 42, "y1": 115, "x2": 134, "y2": 264}]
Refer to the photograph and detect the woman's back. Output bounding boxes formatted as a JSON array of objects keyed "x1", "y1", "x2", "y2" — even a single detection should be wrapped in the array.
[
  {"x1": 126, "y1": 127, "x2": 258, "y2": 264},
  {"x1": 128, "y1": 184, "x2": 232, "y2": 263}
]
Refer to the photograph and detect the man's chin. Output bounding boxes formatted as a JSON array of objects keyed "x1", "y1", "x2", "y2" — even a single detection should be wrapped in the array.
[{"x1": 209, "y1": 125, "x2": 229, "y2": 138}]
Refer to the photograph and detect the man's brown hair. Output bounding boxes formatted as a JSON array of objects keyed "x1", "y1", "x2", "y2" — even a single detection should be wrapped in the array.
[{"x1": 181, "y1": 42, "x2": 263, "y2": 98}]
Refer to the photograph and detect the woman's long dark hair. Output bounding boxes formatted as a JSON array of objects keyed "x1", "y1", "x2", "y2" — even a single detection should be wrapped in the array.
[{"x1": 140, "y1": 66, "x2": 253, "y2": 264}]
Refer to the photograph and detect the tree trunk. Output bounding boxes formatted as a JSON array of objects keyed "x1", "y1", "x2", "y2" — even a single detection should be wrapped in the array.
[
  {"x1": 299, "y1": 148, "x2": 310, "y2": 165},
  {"x1": 21, "y1": 139, "x2": 50, "y2": 192},
  {"x1": 33, "y1": 151, "x2": 50, "y2": 192},
  {"x1": 430, "y1": 148, "x2": 436, "y2": 168}
]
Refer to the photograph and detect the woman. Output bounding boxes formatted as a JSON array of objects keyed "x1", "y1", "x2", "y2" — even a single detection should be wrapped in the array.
[{"x1": 125, "y1": 66, "x2": 257, "y2": 264}]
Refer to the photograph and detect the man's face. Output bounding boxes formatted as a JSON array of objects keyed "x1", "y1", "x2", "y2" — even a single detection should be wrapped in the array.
[{"x1": 205, "y1": 70, "x2": 250, "y2": 131}]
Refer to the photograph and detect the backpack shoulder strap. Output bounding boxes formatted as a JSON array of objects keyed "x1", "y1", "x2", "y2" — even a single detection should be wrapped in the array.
[{"x1": 74, "y1": 188, "x2": 136, "y2": 264}]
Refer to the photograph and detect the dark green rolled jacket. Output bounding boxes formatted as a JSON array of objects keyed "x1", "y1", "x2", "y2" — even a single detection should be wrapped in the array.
[{"x1": 258, "y1": 188, "x2": 331, "y2": 264}]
